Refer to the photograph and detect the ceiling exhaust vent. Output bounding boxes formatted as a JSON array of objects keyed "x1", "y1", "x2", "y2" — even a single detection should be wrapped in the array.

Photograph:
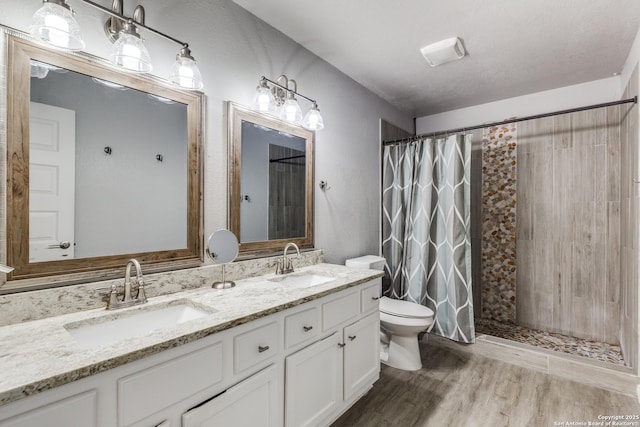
[{"x1": 420, "y1": 37, "x2": 466, "y2": 67}]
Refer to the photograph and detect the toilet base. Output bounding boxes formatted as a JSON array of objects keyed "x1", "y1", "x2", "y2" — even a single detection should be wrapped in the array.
[{"x1": 380, "y1": 334, "x2": 422, "y2": 371}]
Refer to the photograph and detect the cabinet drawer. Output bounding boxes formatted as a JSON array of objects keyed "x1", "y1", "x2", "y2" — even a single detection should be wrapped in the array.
[
  {"x1": 360, "y1": 280, "x2": 381, "y2": 313},
  {"x1": 285, "y1": 307, "x2": 319, "y2": 349},
  {"x1": 118, "y1": 342, "x2": 223, "y2": 426},
  {"x1": 322, "y1": 291, "x2": 359, "y2": 331},
  {"x1": 234, "y1": 321, "x2": 279, "y2": 374},
  {"x1": 0, "y1": 391, "x2": 97, "y2": 427},
  {"x1": 182, "y1": 365, "x2": 278, "y2": 427}
]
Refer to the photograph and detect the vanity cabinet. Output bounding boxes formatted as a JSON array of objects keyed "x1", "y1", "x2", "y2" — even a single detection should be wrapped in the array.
[
  {"x1": 0, "y1": 277, "x2": 381, "y2": 427},
  {"x1": 285, "y1": 281, "x2": 381, "y2": 427}
]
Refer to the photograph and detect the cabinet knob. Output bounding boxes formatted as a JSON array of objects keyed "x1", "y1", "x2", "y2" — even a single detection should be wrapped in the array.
[
  {"x1": 338, "y1": 343, "x2": 346, "y2": 348},
  {"x1": 371, "y1": 296, "x2": 380, "y2": 300},
  {"x1": 258, "y1": 345, "x2": 270, "y2": 353},
  {"x1": 303, "y1": 325, "x2": 313, "y2": 332},
  {"x1": 348, "y1": 335, "x2": 356, "y2": 341}
]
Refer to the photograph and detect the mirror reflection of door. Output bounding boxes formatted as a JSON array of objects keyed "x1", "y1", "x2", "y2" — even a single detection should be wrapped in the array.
[
  {"x1": 29, "y1": 101, "x2": 76, "y2": 262},
  {"x1": 240, "y1": 121, "x2": 306, "y2": 243}
]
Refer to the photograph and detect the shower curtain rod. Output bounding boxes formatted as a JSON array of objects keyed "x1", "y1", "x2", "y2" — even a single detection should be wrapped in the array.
[{"x1": 383, "y1": 96, "x2": 638, "y2": 145}]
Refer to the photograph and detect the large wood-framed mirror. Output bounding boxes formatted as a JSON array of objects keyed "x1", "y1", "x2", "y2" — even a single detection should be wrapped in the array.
[
  {"x1": 227, "y1": 102, "x2": 314, "y2": 254},
  {"x1": 4, "y1": 33, "x2": 203, "y2": 288}
]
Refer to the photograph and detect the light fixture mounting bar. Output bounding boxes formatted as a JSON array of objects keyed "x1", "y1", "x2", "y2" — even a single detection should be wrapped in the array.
[
  {"x1": 261, "y1": 76, "x2": 316, "y2": 105},
  {"x1": 80, "y1": 0, "x2": 188, "y2": 47}
]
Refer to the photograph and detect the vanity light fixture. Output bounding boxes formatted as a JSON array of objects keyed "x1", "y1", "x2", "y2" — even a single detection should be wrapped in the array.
[
  {"x1": 109, "y1": 19, "x2": 152, "y2": 73},
  {"x1": 280, "y1": 91, "x2": 303, "y2": 123},
  {"x1": 302, "y1": 102, "x2": 324, "y2": 131},
  {"x1": 168, "y1": 46, "x2": 204, "y2": 90},
  {"x1": 30, "y1": 0, "x2": 85, "y2": 51},
  {"x1": 30, "y1": 0, "x2": 204, "y2": 90},
  {"x1": 253, "y1": 75, "x2": 325, "y2": 131},
  {"x1": 252, "y1": 79, "x2": 276, "y2": 113}
]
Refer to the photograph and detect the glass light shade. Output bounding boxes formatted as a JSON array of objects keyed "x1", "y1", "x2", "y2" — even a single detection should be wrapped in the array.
[
  {"x1": 30, "y1": 2, "x2": 85, "y2": 51},
  {"x1": 302, "y1": 106, "x2": 324, "y2": 131},
  {"x1": 253, "y1": 85, "x2": 276, "y2": 112},
  {"x1": 279, "y1": 98, "x2": 303, "y2": 123},
  {"x1": 169, "y1": 56, "x2": 204, "y2": 90},
  {"x1": 110, "y1": 32, "x2": 152, "y2": 74}
]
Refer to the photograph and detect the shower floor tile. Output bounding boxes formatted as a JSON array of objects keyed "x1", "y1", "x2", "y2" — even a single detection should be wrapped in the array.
[{"x1": 475, "y1": 318, "x2": 625, "y2": 366}]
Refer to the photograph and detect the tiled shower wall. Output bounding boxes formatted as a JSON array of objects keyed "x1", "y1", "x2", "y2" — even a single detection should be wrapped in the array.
[
  {"x1": 480, "y1": 125, "x2": 518, "y2": 323},
  {"x1": 620, "y1": 64, "x2": 640, "y2": 371},
  {"x1": 516, "y1": 107, "x2": 622, "y2": 344},
  {"x1": 472, "y1": 104, "x2": 628, "y2": 347}
]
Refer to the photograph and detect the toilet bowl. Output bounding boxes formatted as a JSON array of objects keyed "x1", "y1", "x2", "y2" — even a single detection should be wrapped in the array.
[
  {"x1": 379, "y1": 296, "x2": 433, "y2": 371},
  {"x1": 345, "y1": 255, "x2": 435, "y2": 371}
]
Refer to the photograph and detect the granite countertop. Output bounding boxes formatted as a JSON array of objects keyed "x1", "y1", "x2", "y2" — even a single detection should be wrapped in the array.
[{"x1": 0, "y1": 263, "x2": 383, "y2": 407}]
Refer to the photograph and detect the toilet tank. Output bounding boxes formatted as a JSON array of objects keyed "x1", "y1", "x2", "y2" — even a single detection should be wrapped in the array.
[{"x1": 345, "y1": 255, "x2": 385, "y2": 271}]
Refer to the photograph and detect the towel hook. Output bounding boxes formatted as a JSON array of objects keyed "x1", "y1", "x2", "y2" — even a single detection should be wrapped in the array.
[{"x1": 319, "y1": 180, "x2": 331, "y2": 191}]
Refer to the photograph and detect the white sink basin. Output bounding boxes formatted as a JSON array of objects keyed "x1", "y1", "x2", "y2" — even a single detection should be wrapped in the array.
[
  {"x1": 268, "y1": 273, "x2": 335, "y2": 288},
  {"x1": 64, "y1": 300, "x2": 216, "y2": 348}
]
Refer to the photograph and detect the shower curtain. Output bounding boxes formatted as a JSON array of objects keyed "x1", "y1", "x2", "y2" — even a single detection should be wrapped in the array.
[{"x1": 382, "y1": 134, "x2": 474, "y2": 343}]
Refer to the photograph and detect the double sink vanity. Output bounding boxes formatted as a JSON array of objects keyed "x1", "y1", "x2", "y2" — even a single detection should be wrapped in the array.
[
  {"x1": 0, "y1": 260, "x2": 383, "y2": 427},
  {"x1": 0, "y1": 27, "x2": 379, "y2": 427}
]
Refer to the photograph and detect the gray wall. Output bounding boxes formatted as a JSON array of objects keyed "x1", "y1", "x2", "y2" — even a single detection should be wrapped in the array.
[
  {"x1": 30, "y1": 70, "x2": 187, "y2": 258},
  {"x1": 0, "y1": 0, "x2": 413, "y2": 265}
]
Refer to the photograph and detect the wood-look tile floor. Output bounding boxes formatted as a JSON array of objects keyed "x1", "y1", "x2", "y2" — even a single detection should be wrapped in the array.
[{"x1": 332, "y1": 341, "x2": 640, "y2": 427}]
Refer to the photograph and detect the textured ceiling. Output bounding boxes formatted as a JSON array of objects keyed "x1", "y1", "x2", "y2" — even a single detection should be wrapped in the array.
[{"x1": 233, "y1": 0, "x2": 640, "y2": 117}]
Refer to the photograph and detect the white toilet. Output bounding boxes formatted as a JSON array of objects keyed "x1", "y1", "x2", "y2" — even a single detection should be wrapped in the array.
[{"x1": 345, "y1": 255, "x2": 434, "y2": 371}]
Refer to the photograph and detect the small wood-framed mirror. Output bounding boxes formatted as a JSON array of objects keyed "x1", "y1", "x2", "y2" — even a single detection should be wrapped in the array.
[{"x1": 227, "y1": 102, "x2": 314, "y2": 254}]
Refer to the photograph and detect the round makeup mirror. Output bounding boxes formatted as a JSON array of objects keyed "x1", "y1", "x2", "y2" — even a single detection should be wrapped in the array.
[{"x1": 206, "y1": 229, "x2": 239, "y2": 289}]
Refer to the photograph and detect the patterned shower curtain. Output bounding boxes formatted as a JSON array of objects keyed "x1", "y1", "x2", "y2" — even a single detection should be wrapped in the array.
[{"x1": 382, "y1": 134, "x2": 474, "y2": 343}]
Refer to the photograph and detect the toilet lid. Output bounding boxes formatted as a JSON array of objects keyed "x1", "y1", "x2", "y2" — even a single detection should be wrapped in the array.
[{"x1": 379, "y1": 296, "x2": 434, "y2": 319}]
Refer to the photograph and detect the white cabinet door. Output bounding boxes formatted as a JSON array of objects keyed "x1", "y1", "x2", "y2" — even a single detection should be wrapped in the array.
[
  {"x1": 285, "y1": 333, "x2": 342, "y2": 427},
  {"x1": 343, "y1": 312, "x2": 380, "y2": 400},
  {"x1": 182, "y1": 365, "x2": 279, "y2": 427}
]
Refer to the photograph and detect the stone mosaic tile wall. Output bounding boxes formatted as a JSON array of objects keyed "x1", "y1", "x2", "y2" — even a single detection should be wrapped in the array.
[{"x1": 481, "y1": 124, "x2": 517, "y2": 323}]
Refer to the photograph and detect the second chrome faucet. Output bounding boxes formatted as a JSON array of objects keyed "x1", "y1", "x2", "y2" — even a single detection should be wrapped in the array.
[
  {"x1": 275, "y1": 242, "x2": 300, "y2": 275},
  {"x1": 107, "y1": 259, "x2": 147, "y2": 310}
]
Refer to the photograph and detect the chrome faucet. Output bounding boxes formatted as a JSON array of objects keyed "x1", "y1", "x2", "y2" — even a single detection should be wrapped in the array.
[
  {"x1": 276, "y1": 242, "x2": 300, "y2": 275},
  {"x1": 107, "y1": 259, "x2": 148, "y2": 309}
]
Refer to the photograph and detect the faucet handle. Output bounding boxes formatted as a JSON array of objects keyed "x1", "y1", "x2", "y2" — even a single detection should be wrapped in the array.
[
  {"x1": 136, "y1": 280, "x2": 147, "y2": 303},
  {"x1": 273, "y1": 258, "x2": 283, "y2": 274},
  {"x1": 108, "y1": 283, "x2": 120, "y2": 308}
]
